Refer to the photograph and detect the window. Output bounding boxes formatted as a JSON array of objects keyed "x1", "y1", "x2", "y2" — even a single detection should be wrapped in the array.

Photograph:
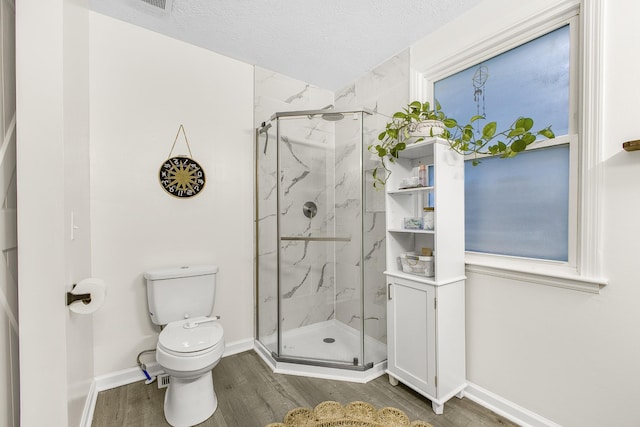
[
  {"x1": 413, "y1": 0, "x2": 607, "y2": 291},
  {"x1": 434, "y1": 25, "x2": 574, "y2": 263}
]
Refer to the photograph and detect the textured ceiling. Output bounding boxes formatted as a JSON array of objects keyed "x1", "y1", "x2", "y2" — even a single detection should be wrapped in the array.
[{"x1": 89, "y1": 0, "x2": 481, "y2": 91}]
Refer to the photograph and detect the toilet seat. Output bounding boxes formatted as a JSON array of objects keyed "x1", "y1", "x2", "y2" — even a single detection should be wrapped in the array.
[
  {"x1": 159, "y1": 317, "x2": 224, "y2": 355},
  {"x1": 156, "y1": 317, "x2": 225, "y2": 378}
]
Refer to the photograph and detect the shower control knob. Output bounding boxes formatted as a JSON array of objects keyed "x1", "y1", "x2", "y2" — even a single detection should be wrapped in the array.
[{"x1": 303, "y1": 201, "x2": 318, "y2": 219}]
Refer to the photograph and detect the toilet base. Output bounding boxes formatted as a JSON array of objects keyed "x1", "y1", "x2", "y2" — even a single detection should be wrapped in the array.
[{"x1": 163, "y1": 371, "x2": 217, "y2": 427}]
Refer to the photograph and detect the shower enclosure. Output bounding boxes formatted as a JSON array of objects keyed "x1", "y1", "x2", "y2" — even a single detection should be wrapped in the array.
[{"x1": 255, "y1": 107, "x2": 387, "y2": 374}]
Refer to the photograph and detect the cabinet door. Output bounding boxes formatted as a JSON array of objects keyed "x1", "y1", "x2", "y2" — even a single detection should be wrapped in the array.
[{"x1": 387, "y1": 278, "x2": 437, "y2": 397}]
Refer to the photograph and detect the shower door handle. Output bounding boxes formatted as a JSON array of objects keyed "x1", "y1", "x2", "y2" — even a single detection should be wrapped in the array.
[
  {"x1": 280, "y1": 236, "x2": 351, "y2": 242},
  {"x1": 388, "y1": 283, "x2": 392, "y2": 300}
]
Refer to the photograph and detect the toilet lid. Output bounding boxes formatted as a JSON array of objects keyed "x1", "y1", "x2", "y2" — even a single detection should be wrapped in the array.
[{"x1": 159, "y1": 317, "x2": 224, "y2": 353}]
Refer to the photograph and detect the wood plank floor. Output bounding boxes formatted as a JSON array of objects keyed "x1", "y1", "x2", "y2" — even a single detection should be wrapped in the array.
[{"x1": 92, "y1": 350, "x2": 517, "y2": 427}]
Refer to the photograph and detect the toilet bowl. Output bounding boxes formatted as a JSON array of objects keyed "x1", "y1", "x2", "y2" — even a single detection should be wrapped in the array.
[
  {"x1": 156, "y1": 317, "x2": 225, "y2": 427},
  {"x1": 144, "y1": 265, "x2": 223, "y2": 427}
]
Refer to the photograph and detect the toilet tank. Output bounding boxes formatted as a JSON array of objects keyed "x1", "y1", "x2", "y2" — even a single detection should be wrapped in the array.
[{"x1": 144, "y1": 265, "x2": 219, "y2": 326}]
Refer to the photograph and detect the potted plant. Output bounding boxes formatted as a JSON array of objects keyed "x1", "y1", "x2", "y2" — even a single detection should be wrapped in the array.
[{"x1": 370, "y1": 100, "x2": 555, "y2": 188}]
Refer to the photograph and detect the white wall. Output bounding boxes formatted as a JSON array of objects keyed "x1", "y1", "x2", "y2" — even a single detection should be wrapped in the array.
[
  {"x1": 598, "y1": 0, "x2": 640, "y2": 422},
  {"x1": 64, "y1": 1, "x2": 94, "y2": 425},
  {"x1": 412, "y1": 1, "x2": 640, "y2": 426},
  {"x1": 89, "y1": 12, "x2": 255, "y2": 376},
  {"x1": 17, "y1": 1, "x2": 94, "y2": 426},
  {"x1": 17, "y1": 1, "x2": 71, "y2": 425}
]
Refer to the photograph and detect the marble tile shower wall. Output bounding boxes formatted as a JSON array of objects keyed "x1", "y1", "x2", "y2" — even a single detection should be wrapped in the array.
[
  {"x1": 1, "y1": 0, "x2": 19, "y2": 424},
  {"x1": 335, "y1": 50, "x2": 410, "y2": 118},
  {"x1": 255, "y1": 68, "x2": 335, "y2": 341},
  {"x1": 278, "y1": 116, "x2": 337, "y2": 334},
  {"x1": 254, "y1": 50, "x2": 409, "y2": 349},
  {"x1": 254, "y1": 68, "x2": 334, "y2": 130},
  {"x1": 332, "y1": 116, "x2": 369, "y2": 337},
  {"x1": 334, "y1": 50, "x2": 410, "y2": 345},
  {"x1": 255, "y1": 121, "x2": 279, "y2": 348}
]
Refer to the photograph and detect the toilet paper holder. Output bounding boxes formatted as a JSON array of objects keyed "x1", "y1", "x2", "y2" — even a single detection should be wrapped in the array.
[{"x1": 66, "y1": 285, "x2": 92, "y2": 306}]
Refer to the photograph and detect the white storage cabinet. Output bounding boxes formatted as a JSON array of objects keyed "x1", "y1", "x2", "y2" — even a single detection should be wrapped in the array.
[{"x1": 384, "y1": 137, "x2": 466, "y2": 414}]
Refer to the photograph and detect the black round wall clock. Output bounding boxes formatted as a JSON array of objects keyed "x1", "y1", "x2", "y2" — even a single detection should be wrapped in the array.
[{"x1": 159, "y1": 156, "x2": 206, "y2": 198}]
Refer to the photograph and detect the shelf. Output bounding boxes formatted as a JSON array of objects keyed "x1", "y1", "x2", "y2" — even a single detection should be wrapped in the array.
[
  {"x1": 385, "y1": 135, "x2": 464, "y2": 285},
  {"x1": 384, "y1": 270, "x2": 437, "y2": 285},
  {"x1": 388, "y1": 228, "x2": 435, "y2": 235},
  {"x1": 387, "y1": 186, "x2": 434, "y2": 195},
  {"x1": 385, "y1": 271, "x2": 467, "y2": 287},
  {"x1": 398, "y1": 137, "x2": 442, "y2": 159}
]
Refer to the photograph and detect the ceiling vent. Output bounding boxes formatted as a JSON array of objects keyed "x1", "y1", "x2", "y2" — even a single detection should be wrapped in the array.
[{"x1": 137, "y1": 0, "x2": 173, "y2": 12}]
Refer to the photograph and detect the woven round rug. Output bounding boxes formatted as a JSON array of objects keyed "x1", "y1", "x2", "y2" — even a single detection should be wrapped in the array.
[{"x1": 265, "y1": 401, "x2": 434, "y2": 427}]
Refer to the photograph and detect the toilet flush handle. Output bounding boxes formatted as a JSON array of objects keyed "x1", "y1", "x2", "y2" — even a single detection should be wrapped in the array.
[{"x1": 184, "y1": 316, "x2": 220, "y2": 329}]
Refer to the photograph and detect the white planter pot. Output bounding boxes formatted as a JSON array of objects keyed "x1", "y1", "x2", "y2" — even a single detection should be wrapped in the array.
[{"x1": 408, "y1": 120, "x2": 445, "y2": 137}]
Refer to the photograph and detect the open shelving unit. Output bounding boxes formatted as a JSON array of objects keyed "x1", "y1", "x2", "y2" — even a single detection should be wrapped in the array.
[{"x1": 384, "y1": 137, "x2": 467, "y2": 414}]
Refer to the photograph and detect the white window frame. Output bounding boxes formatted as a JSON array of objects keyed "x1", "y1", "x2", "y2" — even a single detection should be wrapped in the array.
[{"x1": 411, "y1": 0, "x2": 607, "y2": 293}]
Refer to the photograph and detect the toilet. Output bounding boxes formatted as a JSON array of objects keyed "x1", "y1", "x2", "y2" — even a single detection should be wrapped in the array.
[{"x1": 144, "y1": 265, "x2": 225, "y2": 427}]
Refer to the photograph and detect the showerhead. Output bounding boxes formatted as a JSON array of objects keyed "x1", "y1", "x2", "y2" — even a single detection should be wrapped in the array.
[
  {"x1": 305, "y1": 105, "x2": 345, "y2": 122},
  {"x1": 320, "y1": 112, "x2": 344, "y2": 121},
  {"x1": 259, "y1": 121, "x2": 272, "y2": 133}
]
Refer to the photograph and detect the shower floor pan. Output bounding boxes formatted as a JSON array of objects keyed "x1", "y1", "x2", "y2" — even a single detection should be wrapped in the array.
[{"x1": 255, "y1": 319, "x2": 387, "y2": 383}]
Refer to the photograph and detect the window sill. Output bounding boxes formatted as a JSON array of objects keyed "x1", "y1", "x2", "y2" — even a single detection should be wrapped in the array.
[{"x1": 465, "y1": 258, "x2": 608, "y2": 294}]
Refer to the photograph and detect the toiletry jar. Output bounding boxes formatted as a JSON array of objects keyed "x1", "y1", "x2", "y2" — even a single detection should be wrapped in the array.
[{"x1": 403, "y1": 217, "x2": 423, "y2": 230}]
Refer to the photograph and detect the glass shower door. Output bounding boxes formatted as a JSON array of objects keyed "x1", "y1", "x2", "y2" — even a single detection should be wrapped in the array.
[
  {"x1": 256, "y1": 121, "x2": 279, "y2": 356},
  {"x1": 277, "y1": 113, "x2": 364, "y2": 368}
]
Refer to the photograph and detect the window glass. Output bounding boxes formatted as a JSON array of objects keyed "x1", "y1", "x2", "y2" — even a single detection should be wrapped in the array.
[
  {"x1": 435, "y1": 25, "x2": 570, "y2": 136},
  {"x1": 465, "y1": 145, "x2": 569, "y2": 261},
  {"x1": 434, "y1": 25, "x2": 571, "y2": 261}
]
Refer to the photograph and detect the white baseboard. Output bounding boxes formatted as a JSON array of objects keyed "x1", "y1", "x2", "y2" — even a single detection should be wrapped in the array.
[
  {"x1": 82, "y1": 337, "x2": 254, "y2": 427},
  {"x1": 92, "y1": 337, "x2": 254, "y2": 392},
  {"x1": 80, "y1": 380, "x2": 97, "y2": 427},
  {"x1": 464, "y1": 381, "x2": 561, "y2": 427},
  {"x1": 254, "y1": 339, "x2": 387, "y2": 384},
  {"x1": 222, "y1": 337, "x2": 255, "y2": 358}
]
